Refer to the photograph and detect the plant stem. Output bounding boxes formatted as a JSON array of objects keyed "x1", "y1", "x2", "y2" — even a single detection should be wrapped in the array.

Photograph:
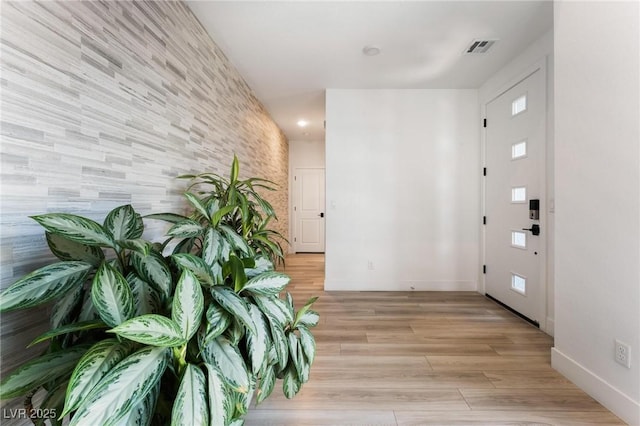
[
  {"x1": 174, "y1": 345, "x2": 188, "y2": 376},
  {"x1": 116, "y1": 248, "x2": 126, "y2": 272}
]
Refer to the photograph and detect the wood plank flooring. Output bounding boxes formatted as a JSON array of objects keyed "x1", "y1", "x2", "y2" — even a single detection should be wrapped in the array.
[{"x1": 245, "y1": 254, "x2": 624, "y2": 425}]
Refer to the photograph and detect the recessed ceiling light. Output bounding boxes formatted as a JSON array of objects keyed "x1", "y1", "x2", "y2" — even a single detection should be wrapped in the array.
[
  {"x1": 297, "y1": 120, "x2": 308, "y2": 127},
  {"x1": 362, "y1": 45, "x2": 381, "y2": 56}
]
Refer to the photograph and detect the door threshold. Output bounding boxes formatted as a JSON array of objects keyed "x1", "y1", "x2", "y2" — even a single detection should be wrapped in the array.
[{"x1": 485, "y1": 293, "x2": 540, "y2": 328}]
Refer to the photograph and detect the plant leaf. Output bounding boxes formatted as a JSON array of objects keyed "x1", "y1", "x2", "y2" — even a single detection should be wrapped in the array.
[
  {"x1": 0, "y1": 261, "x2": 92, "y2": 312},
  {"x1": 219, "y1": 224, "x2": 250, "y2": 255},
  {"x1": 171, "y1": 364, "x2": 209, "y2": 426},
  {"x1": 294, "y1": 296, "x2": 319, "y2": 327},
  {"x1": 172, "y1": 270, "x2": 204, "y2": 341},
  {"x1": 244, "y1": 256, "x2": 274, "y2": 279},
  {"x1": 240, "y1": 271, "x2": 290, "y2": 296},
  {"x1": 252, "y1": 234, "x2": 284, "y2": 261},
  {"x1": 247, "y1": 304, "x2": 270, "y2": 375},
  {"x1": 109, "y1": 314, "x2": 186, "y2": 347},
  {"x1": 46, "y1": 232, "x2": 105, "y2": 267},
  {"x1": 202, "y1": 228, "x2": 223, "y2": 266},
  {"x1": 69, "y1": 346, "x2": 168, "y2": 426},
  {"x1": 128, "y1": 273, "x2": 162, "y2": 316},
  {"x1": 0, "y1": 345, "x2": 89, "y2": 399},
  {"x1": 219, "y1": 237, "x2": 232, "y2": 263},
  {"x1": 167, "y1": 219, "x2": 204, "y2": 238},
  {"x1": 285, "y1": 292, "x2": 295, "y2": 320},
  {"x1": 296, "y1": 310, "x2": 320, "y2": 328},
  {"x1": 268, "y1": 319, "x2": 288, "y2": 372},
  {"x1": 205, "y1": 364, "x2": 233, "y2": 426},
  {"x1": 78, "y1": 290, "x2": 99, "y2": 322},
  {"x1": 224, "y1": 317, "x2": 246, "y2": 346},
  {"x1": 32, "y1": 213, "x2": 114, "y2": 247},
  {"x1": 297, "y1": 325, "x2": 317, "y2": 365},
  {"x1": 283, "y1": 364, "x2": 301, "y2": 399},
  {"x1": 118, "y1": 239, "x2": 153, "y2": 256},
  {"x1": 226, "y1": 255, "x2": 247, "y2": 293},
  {"x1": 91, "y1": 262, "x2": 135, "y2": 328},
  {"x1": 172, "y1": 237, "x2": 196, "y2": 255},
  {"x1": 230, "y1": 154, "x2": 239, "y2": 183},
  {"x1": 29, "y1": 320, "x2": 107, "y2": 347},
  {"x1": 210, "y1": 287, "x2": 255, "y2": 334},
  {"x1": 172, "y1": 253, "x2": 215, "y2": 286},
  {"x1": 184, "y1": 192, "x2": 210, "y2": 220},
  {"x1": 113, "y1": 381, "x2": 159, "y2": 426},
  {"x1": 143, "y1": 213, "x2": 189, "y2": 224},
  {"x1": 211, "y1": 205, "x2": 236, "y2": 227},
  {"x1": 253, "y1": 295, "x2": 293, "y2": 327},
  {"x1": 51, "y1": 285, "x2": 83, "y2": 329},
  {"x1": 203, "y1": 301, "x2": 232, "y2": 344},
  {"x1": 256, "y1": 364, "x2": 276, "y2": 404},
  {"x1": 288, "y1": 332, "x2": 303, "y2": 380},
  {"x1": 104, "y1": 205, "x2": 143, "y2": 241},
  {"x1": 206, "y1": 198, "x2": 220, "y2": 218},
  {"x1": 34, "y1": 378, "x2": 68, "y2": 426},
  {"x1": 131, "y1": 251, "x2": 172, "y2": 301},
  {"x1": 205, "y1": 363, "x2": 236, "y2": 426},
  {"x1": 211, "y1": 262, "x2": 223, "y2": 284},
  {"x1": 299, "y1": 342, "x2": 310, "y2": 383},
  {"x1": 61, "y1": 339, "x2": 132, "y2": 417},
  {"x1": 234, "y1": 376, "x2": 255, "y2": 417},
  {"x1": 201, "y1": 337, "x2": 249, "y2": 393}
]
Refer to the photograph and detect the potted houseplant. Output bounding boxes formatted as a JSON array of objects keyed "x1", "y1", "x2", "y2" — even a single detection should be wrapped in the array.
[{"x1": 0, "y1": 156, "x2": 318, "y2": 425}]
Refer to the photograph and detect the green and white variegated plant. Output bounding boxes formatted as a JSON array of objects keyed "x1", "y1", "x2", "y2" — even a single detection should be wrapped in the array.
[{"x1": 0, "y1": 156, "x2": 319, "y2": 426}]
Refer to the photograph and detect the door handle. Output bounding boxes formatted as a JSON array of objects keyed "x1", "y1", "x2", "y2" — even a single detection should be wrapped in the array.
[
  {"x1": 319, "y1": 212, "x2": 324, "y2": 218},
  {"x1": 522, "y1": 224, "x2": 540, "y2": 236}
]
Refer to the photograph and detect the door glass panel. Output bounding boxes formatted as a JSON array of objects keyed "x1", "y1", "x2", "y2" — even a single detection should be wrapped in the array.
[
  {"x1": 511, "y1": 230, "x2": 527, "y2": 248},
  {"x1": 511, "y1": 186, "x2": 526, "y2": 203},
  {"x1": 511, "y1": 94, "x2": 527, "y2": 116},
  {"x1": 512, "y1": 140, "x2": 527, "y2": 159},
  {"x1": 511, "y1": 273, "x2": 526, "y2": 294}
]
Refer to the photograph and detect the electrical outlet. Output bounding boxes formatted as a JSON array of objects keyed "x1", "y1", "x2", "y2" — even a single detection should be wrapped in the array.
[
  {"x1": 367, "y1": 261, "x2": 374, "y2": 270},
  {"x1": 615, "y1": 339, "x2": 631, "y2": 368}
]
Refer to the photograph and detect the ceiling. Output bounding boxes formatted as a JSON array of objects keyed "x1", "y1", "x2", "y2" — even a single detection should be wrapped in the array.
[{"x1": 187, "y1": 1, "x2": 553, "y2": 142}]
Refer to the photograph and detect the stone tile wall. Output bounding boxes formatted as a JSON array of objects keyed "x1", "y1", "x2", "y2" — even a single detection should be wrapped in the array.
[{"x1": 0, "y1": 0, "x2": 288, "y2": 404}]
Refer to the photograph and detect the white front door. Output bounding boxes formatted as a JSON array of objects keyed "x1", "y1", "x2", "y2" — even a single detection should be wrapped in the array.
[
  {"x1": 293, "y1": 168, "x2": 325, "y2": 252},
  {"x1": 485, "y1": 69, "x2": 546, "y2": 326}
]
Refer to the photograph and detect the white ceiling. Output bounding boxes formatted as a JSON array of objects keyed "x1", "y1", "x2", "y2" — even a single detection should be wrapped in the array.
[{"x1": 187, "y1": 1, "x2": 553, "y2": 142}]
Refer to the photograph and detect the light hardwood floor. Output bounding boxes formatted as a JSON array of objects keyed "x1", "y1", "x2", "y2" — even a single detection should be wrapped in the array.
[{"x1": 246, "y1": 254, "x2": 624, "y2": 425}]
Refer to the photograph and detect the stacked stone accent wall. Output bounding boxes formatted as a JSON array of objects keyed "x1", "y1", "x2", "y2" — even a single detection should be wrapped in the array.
[{"x1": 0, "y1": 0, "x2": 288, "y2": 406}]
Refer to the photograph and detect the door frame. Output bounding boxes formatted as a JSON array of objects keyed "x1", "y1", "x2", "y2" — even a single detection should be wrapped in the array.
[{"x1": 480, "y1": 57, "x2": 550, "y2": 334}]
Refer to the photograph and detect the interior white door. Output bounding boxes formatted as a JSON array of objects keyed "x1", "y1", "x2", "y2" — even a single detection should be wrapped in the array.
[
  {"x1": 485, "y1": 69, "x2": 545, "y2": 325},
  {"x1": 293, "y1": 168, "x2": 325, "y2": 252}
]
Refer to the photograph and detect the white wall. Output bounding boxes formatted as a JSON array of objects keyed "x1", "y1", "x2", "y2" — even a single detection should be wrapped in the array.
[
  {"x1": 478, "y1": 30, "x2": 555, "y2": 334},
  {"x1": 289, "y1": 140, "x2": 326, "y2": 169},
  {"x1": 551, "y1": 2, "x2": 640, "y2": 424},
  {"x1": 289, "y1": 140, "x2": 326, "y2": 252},
  {"x1": 325, "y1": 89, "x2": 479, "y2": 291}
]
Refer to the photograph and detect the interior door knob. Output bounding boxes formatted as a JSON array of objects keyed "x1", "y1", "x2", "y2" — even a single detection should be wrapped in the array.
[
  {"x1": 522, "y1": 224, "x2": 540, "y2": 235},
  {"x1": 319, "y1": 212, "x2": 324, "y2": 218}
]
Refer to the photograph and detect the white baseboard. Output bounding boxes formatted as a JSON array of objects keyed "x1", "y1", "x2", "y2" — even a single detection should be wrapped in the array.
[
  {"x1": 552, "y1": 348, "x2": 640, "y2": 425},
  {"x1": 323, "y1": 280, "x2": 477, "y2": 292}
]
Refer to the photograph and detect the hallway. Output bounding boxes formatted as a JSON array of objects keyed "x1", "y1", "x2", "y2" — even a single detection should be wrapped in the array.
[{"x1": 246, "y1": 254, "x2": 623, "y2": 425}]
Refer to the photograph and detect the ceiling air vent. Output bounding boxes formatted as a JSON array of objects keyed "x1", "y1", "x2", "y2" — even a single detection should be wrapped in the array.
[{"x1": 465, "y1": 39, "x2": 498, "y2": 54}]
